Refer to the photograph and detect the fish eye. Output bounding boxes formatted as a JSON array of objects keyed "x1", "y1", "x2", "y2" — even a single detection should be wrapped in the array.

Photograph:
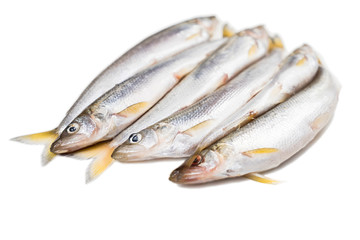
[
  {"x1": 67, "y1": 123, "x2": 79, "y2": 134},
  {"x1": 129, "y1": 133, "x2": 142, "y2": 143},
  {"x1": 191, "y1": 155, "x2": 204, "y2": 166}
]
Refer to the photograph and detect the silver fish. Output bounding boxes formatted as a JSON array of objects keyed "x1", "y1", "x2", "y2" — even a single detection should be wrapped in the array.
[
  {"x1": 113, "y1": 47, "x2": 284, "y2": 161},
  {"x1": 12, "y1": 16, "x2": 223, "y2": 164},
  {"x1": 169, "y1": 67, "x2": 340, "y2": 184},
  {"x1": 83, "y1": 25, "x2": 272, "y2": 182},
  {"x1": 50, "y1": 39, "x2": 227, "y2": 154},
  {"x1": 200, "y1": 44, "x2": 320, "y2": 147}
]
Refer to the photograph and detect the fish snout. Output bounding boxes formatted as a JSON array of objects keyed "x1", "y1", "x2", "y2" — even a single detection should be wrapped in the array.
[
  {"x1": 169, "y1": 168, "x2": 181, "y2": 183},
  {"x1": 111, "y1": 144, "x2": 147, "y2": 162},
  {"x1": 50, "y1": 139, "x2": 70, "y2": 154}
]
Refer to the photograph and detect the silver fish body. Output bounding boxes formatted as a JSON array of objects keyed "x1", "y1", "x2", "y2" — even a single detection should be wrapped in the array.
[
  {"x1": 200, "y1": 44, "x2": 320, "y2": 148},
  {"x1": 50, "y1": 39, "x2": 227, "y2": 153},
  {"x1": 170, "y1": 67, "x2": 340, "y2": 184},
  {"x1": 112, "y1": 47, "x2": 284, "y2": 161}
]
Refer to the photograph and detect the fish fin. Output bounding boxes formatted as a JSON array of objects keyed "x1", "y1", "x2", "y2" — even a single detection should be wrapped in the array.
[
  {"x1": 11, "y1": 130, "x2": 58, "y2": 165},
  {"x1": 269, "y1": 35, "x2": 284, "y2": 51},
  {"x1": 11, "y1": 129, "x2": 58, "y2": 145},
  {"x1": 296, "y1": 56, "x2": 307, "y2": 66},
  {"x1": 220, "y1": 73, "x2": 229, "y2": 85},
  {"x1": 86, "y1": 145, "x2": 115, "y2": 183},
  {"x1": 41, "y1": 145, "x2": 57, "y2": 165},
  {"x1": 242, "y1": 148, "x2": 279, "y2": 157},
  {"x1": 68, "y1": 141, "x2": 110, "y2": 160},
  {"x1": 174, "y1": 66, "x2": 193, "y2": 81},
  {"x1": 116, "y1": 102, "x2": 149, "y2": 118},
  {"x1": 311, "y1": 112, "x2": 331, "y2": 131},
  {"x1": 317, "y1": 57, "x2": 322, "y2": 65},
  {"x1": 248, "y1": 44, "x2": 258, "y2": 57},
  {"x1": 244, "y1": 173, "x2": 279, "y2": 184},
  {"x1": 269, "y1": 83, "x2": 291, "y2": 104},
  {"x1": 237, "y1": 111, "x2": 257, "y2": 129},
  {"x1": 186, "y1": 31, "x2": 201, "y2": 40},
  {"x1": 182, "y1": 119, "x2": 216, "y2": 137},
  {"x1": 223, "y1": 24, "x2": 235, "y2": 37}
]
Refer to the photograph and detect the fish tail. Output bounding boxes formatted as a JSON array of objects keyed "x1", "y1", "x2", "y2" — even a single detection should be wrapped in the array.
[
  {"x1": 11, "y1": 129, "x2": 58, "y2": 165},
  {"x1": 85, "y1": 145, "x2": 115, "y2": 183},
  {"x1": 269, "y1": 35, "x2": 284, "y2": 51},
  {"x1": 223, "y1": 24, "x2": 236, "y2": 37}
]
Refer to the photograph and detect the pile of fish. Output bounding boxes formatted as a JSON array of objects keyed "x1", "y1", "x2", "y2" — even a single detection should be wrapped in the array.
[{"x1": 13, "y1": 16, "x2": 340, "y2": 184}]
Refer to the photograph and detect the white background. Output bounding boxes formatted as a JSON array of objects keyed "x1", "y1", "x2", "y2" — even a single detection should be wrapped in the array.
[{"x1": 1, "y1": 1, "x2": 359, "y2": 239}]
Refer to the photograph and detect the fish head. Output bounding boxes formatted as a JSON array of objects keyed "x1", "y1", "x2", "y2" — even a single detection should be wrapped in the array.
[
  {"x1": 169, "y1": 148, "x2": 223, "y2": 184},
  {"x1": 51, "y1": 112, "x2": 101, "y2": 154},
  {"x1": 112, "y1": 122, "x2": 178, "y2": 161}
]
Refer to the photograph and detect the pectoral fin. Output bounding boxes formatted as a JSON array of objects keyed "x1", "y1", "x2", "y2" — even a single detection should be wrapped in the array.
[
  {"x1": 116, "y1": 102, "x2": 149, "y2": 118},
  {"x1": 244, "y1": 173, "x2": 279, "y2": 184},
  {"x1": 242, "y1": 148, "x2": 278, "y2": 157},
  {"x1": 248, "y1": 44, "x2": 258, "y2": 57},
  {"x1": 182, "y1": 119, "x2": 216, "y2": 137},
  {"x1": 186, "y1": 31, "x2": 201, "y2": 40},
  {"x1": 296, "y1": 56, "x2": 307, "y2": 66},
  {"x1": 174, "y1": 66, "x2": 194, "y2": 81},
  {"x1": 311, "y1": 112, "x2": 331, "y2": 131}
]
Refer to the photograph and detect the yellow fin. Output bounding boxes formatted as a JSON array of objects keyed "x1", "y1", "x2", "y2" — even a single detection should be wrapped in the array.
[
  {"x1": 269, "y1": 35, "x2": 284, "y2": 50},
  {"x1": 317, "y1": 57, "x2": 322, "y2": 65},
  {"x1": 69, "y1": 141, "x2": 110, "y2": 160},
  {"x1": 248, "y1": 44, "x2": 258, "y2": 57},
  {"x1": 42, "y1": 146, "x2": 56, "y2": 165},
  {"x1": 223, "y1": 24, "x2": 235, "y2": 37},
  {"x1": 86, "y1": 145, "x2": 115, "y2": 183},
  {"x1": 244, "y1": 173, "x2": 279, "y2": 184},
  {"x1": 186, "y1": 31, "x2": 201, "y2": 40},
  {"x1": 11, "y1": 129, "x2": 58, "y2": 165},
  {"x1": 116, "y1": 102, "x2": 149, "y2": 118},
  {"x1": 182, "y1": 120, "x2": 215, "y2": 137},
  {"x1": 11, "y1": 129, "x2": 58, "y2": 145},
  {"x1": 242, "y1": 148, "x2": 278, "y2": 157},
  {"x1": 296, "y1": 56, "x2": 307, "y2": 66}
]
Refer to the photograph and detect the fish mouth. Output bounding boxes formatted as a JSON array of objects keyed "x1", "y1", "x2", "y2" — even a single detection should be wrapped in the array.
[
  {"x1": 50, "y1": 139, "x2": 85, "y2": 154},
  {"x1": 169, "y1": 165, "x2": 206, "y2": 184},
  {"x1": 111, "y1": 144, "x2": 147, "y2": 162}
]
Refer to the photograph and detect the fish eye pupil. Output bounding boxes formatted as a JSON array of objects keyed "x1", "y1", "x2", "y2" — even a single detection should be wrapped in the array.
[
  {"x1": 129, "y1": 133, "x2": 141, "y2": 143},
  {"x1": 69, "y1": 127, "x2": 76, "y2": 132},
  {"x1": 192, "y1": 155, "x2": 203, "y2": 166}
]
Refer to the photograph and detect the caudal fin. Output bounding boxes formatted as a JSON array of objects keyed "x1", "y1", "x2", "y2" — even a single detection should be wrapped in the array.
[
  {"x1": 84, "y1": 145, "x2": 115, "y2": 183},
  {"x1": 11, "y1": 130, "x2": 58, "y2": 165}
]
